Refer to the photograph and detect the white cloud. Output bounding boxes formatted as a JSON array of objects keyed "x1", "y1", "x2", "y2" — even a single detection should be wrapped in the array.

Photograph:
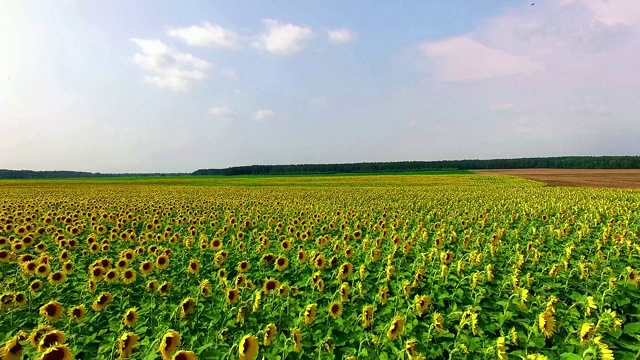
[
  {"x1": 326, "y1": 28, "x2": 358, "y2": 44},
  {"x1": 221, "y1": 68, "x2": 237, "y2": 79},
  {"x1": 419, "y1": 36, "x2": 544, "y2": 81},
  {"x1": 167, "y1": 22, "x2": 239, "y2": 48},
  {"x1": 562, "y1": 0, "x2": 640, "y2": 27},
  {"x1": 253, "y1": 19, "x2": 313, "y2": 55},
  {"x1": 253, "y1": 109, "x2": 275, "y2": 121},
  {"x1": 130, "y1": 38, "x2": 212, "y2": 92},
  {"x1": 209, "y1": 106, "x2": 235, "y2": 118}
]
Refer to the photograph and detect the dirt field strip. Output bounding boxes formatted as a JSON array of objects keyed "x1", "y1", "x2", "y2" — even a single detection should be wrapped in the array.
[{"x1": 475, "y1": 168, "x2": 640, "y2": 189}]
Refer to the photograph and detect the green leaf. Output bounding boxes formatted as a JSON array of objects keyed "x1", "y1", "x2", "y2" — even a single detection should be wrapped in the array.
[
  {"x1": 560, "y1": 353, "x2": 583, "y2": 360},
  {"x1": 380, "y1": 351, "x2": 389, "y2": 360},
  {"x1": 623, "y1": 322, "x2": 640, "y2": 335}
]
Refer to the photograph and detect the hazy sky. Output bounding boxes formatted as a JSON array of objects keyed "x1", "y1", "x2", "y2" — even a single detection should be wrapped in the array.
[{"x1": 1, "y1": 0, "x2": 639, "y2": 173}]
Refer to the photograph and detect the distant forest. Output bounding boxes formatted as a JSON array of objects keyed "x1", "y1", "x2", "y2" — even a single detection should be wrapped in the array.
[
  {"x1": 193, "y1": 156, "x2": 640, "y2": 176},
  {"x1": 1, "y1": 156, "x2": 638, "y2": 179},
  {"x1": 0, "y1": 170, "x2": 186, "y2": 179}
]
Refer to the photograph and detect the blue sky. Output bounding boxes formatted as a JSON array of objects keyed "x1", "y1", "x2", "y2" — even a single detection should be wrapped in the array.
[{"x1": 1, "y1": 0, "x2": 639, "y2": 173}]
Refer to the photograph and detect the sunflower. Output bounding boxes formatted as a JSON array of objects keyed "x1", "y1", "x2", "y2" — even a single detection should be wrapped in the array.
[
  {"x1": 218, "y1": 268, "x2": 228, "y2": 281},
  {"x1": 187, "y1": 259, "x2": 201, "y2": 274},
  {"x1": 278, "y1": 284, "x2": 288, "y2": 297},
  {"x1": 580, "y1": 322, "x2": 595, "y2": 345},
  {"x1": 585, "y1": 296, "x2": 597, "y2": 317},
  {"x1": 36, "y1": 263, "x2": 51, "y2": 278},
  {"x1": 378, "y1": 286, "x2": 389, "y2": 305},
  {"x1": 0, "y1": 250, "x2": 14, "y2": 263},
  {"x1": 139, "y1": 261, "x2": 154, "y2": 276},
  {"x1": 291, "y1": 329, "x2": 302, "y2": 353},
  {"x1": 23, "y1": 261, "x2": 38, "y2": 275},
  {"x1": 226, "y1": 288, "x2": 240, "y2": 305},
  {"x1": 121, "y1": 269, "x2": 136, "y2": 284},
  {"x1": 1, "y1": 293, "x2": 14, "y2": 310},
  {"x1": 156, "y1": 255, "x2": 170, "y2": 270},
  {"x1": 87, "y1": 279, "x2": 97, "y2": 293},
  {"x1": 172, "y1": 350, "x2": 197, "y2": 360},
  {"x1": 37, "y1": 330, "x2": 66, "y2": 351},
  {"x1": 433, "y1": 312, "x2": 445, "y2": 333},
  {"x1": 123, "y1": 308, "x2": 139, "y2": 327},
  {"x1": 496, "y1": 337, "x2": 507, "y2": 360},
  {"x1": 118, "y1": 332, "x2": 139, "y2": 359},
  {"x1": 538, "y1": 310, "x2": 556, "y2": 338},
  {"x1": 235, "y1": 274, "x2": 246, "y2": 288},
  {"x1": 303, "y1": 303, "x2": 317, "y2": 325},
  {"x1": 414, "y1": 295, "x2": 431, "y2": 316},
  {"x1": 104, "y1": 269, "x2": 119, "y2": 283},
  {"x1": 274, "y1": 256, "x2": 289, "y2": 271},
  {"x1": 159, "y1": 330, "x2": 180, "y2": 360},
  {"x1": 179, "y1": 298, "x2": 195, "y2": 319},
  {"x1": 62, "y1": 261, "x2": 73, "y2": 274},
  {"x1": 337, "y1": 262, "x2": 353, "y2": 281},
  {"x1": 324, "y1": 337, "x2": 335, "y2": 354},
  {"x1": 236, "y1": 306, "x2": 246, "y2": 324},
  {"x1": 328, "y1": 301, "x2": 343, "y2": 319},
  {"x1": 89, "y1": 266, "x2": 104, "y2": 281},
  {"x1": 37, "y1": 344, "x2": 72, "y2": 360},
  {"x1": 263, "y1": 323, "x2": 277, "y2": 346},
  {"x1": 1, "y1": 333, "x2": 24, "y2": 360},
  {"x1": 29, "y1": 325, "x2": 54, "y2": 348},
  {"x1": 145, "y1": 280, "x2": 158, "y2": 292},
  {"x1": 14, "y1": 292, "x2": 26, "y2": 307},
  {"x1": 92, "y1": 292, "x2": 113, "y2": 311},
  {"x1": 262, "y1": 278, "x2": 279, "y2": 295},
  {"x1": 340, "y1": 283, "x2": 350, "y2": 302},
  {"x1": 593, "y1": 336, "x2": 614, "y2": 360},
  {"x1": 158, "y1": 282, "x2": 171, "y2": 296},
  {"x1": 48, "y1": 271, "x2": 66, "y2": 286},
  {"x1": 68, "y1": 305, "x2": 86, "y2": 323},
  {"x1": 260, "y1": 253, "x2": 275, "y2": 266},
  {"x1": 27, "y1": 280, "x2": 42, "y2": 294},
  {"x1": 200, "y1": 280, "x2": 212, "y2": 297},
  {"x1": 235, "y1": 260, "x2": 250, "y2": 273},
  {"x1": 312, "y1": 254, "x2": 326, "y2": 270},
  {"x1": 40, "y1": 301, "x2": 64, "y2": 323},
  {"x1": 297, "y1": 248, "x2": 307, "y2": 263},
  {"x1": 210, "y1": 238, "x2": 223, "y2": 251},
  {"x1": 627, "y1": 267, "x2": 638, "y2": 287},
  {"x1": 116, "y1": 259, "x2": 129, "y2": 271},
  {"x1": 290, "y1": 286, "x2": 299, "y2": 296},
  {"x1": 387, "y1": 316, "x2": 405, "y2": 341},
  {"x1": 238, "y1": 335, "x2": 258, "y2": 360}
]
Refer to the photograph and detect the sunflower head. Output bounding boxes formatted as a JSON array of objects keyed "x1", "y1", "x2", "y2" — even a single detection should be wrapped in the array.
[
  {"x1": 303, "y1": 303, "x2": 317, "y2": 325},
  {"x1": 68, "y1": 305, "x2": 86, "y2": 323},
  {"x1": 179, "y1": 298, "x2": 196, "y2": 319},
  {"x1": 40, "y1": 301, "x2": 64, "y2": 323},
  {"x1": 328, "y1": 301, "x2": 343, "y2": 319},
  {"x1": 118, "y1": 332, "x2": 139, "y2": 359},
  {"x1": 173, "y1": 350, "x2": 197, "y2": 360},
  {"x1": 123, "y1": 308, "x2": 139, "y2": 327},
  {"x1": 238, "y1": 335, "x2": 259, "y2": 360},
  {"x1": 262, "y1": 278, "x2": 279, "y2": 295},
  {"x1": 159, "y1": 330, "x2": 181, "y2": 360},
  {"x1": 263, "y1": 324, "x2": 277, "y2": 346},
  {"x1": 39, "y1": 344, "x2": 73, "y2": 360},
  {"x1": 37, "y1": 330, "x2": 66, "y2": 352},
  {"x1": 387, "y1": 316, "x2": 405, "y2": 340}
]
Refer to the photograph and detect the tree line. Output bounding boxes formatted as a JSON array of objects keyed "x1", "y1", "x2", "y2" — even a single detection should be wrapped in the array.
[
  {"x1": 193, "y1": 156, "x2": 640, "y2": 176},
  {"x1": 1, "y1": 156, "x2": 638, "y2": 179}
]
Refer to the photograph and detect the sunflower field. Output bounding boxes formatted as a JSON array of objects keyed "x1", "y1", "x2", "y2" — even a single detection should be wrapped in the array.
[{"x1": 1, "y1": 174, "x2": 639, "y2": 360}]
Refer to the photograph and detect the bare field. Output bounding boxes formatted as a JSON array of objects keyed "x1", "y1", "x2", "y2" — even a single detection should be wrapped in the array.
[{"x1": 475, "y1": 168, "x2": 640, "y2": 189}]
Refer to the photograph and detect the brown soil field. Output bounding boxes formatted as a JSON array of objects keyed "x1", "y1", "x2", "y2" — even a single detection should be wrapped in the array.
[{"x1": 475, "y1": 169, "x2": 640, "y2": 189}]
